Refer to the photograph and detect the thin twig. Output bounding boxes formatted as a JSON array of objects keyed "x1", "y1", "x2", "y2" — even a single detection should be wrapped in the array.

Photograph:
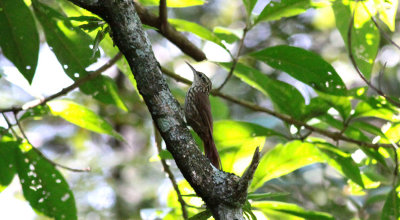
[
  {"x1": 2, "y1": 113, "x2": 18, "y2": 137},
  {"x1": 0, "y1": 52, "x2": 122, "y2": 114},
  {"x1": 216, "y1": 25, "x2": 249, "y2": 91},
  {"x1": 159, "y1": 0, "x2": 167, "y2": 33},
  {"x1": 161, "y1": 66, "x2": 393, "y2": 149},
  {"x1": 12, "y1": 111, "x2": 90, "y2": 172},
  {"x1": 390, "y1": 140, "x2": 399, "y2": 217},
  {"x1": 153, "y1": 122, "x2": 188, "y2": 219},
  {"x1": 347, "y1": 7, "x2": 400, "y2": 108},
  {"x1": 362, "y1": 2, "x2": 400, "y2": 51}
]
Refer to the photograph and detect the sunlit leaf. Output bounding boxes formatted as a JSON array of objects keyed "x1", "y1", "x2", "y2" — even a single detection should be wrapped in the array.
[
  {"x1": 138, "y1": 0, "x2": 205, "y2": 7},
  {"x1": 252, "y1": 201, "x2": 334, "y2": 220},
  {"x1": 251, "y1": 141, "x2": 324, "y2": 190},
  {"x1": 213, "y1": 26, "x2": 241, "y2": 44},
  {"x1": 353, "y1": 97, "x2": 398, "y2": 121},
  {"x1": 47, "y1": 100, "x2": 123, "y2": 140},
  {"x1": 220, "y1": 62, "x2": 305, "y2": 119},
  {"x1": 214, "y1": 120, "x2": 284, "y2": 147},
  {"x1": 0, "y1": 0, "x2": 39, "y2": 83},
  {"x1": 332, "y1": 0, "x2": 380, "y2": 79},
  {"x1": 15, "y1": 142, "x2": 77, "y2": 219},
  {"x1": 250, "y1": 45, "x2": 347, "y2": 95},
  {"x1": 377, "y1": 0, "x2": 398, "y2": 32},
  {"x1": 255, "y1": 0, "x2": 322, "y2": 24},
  {"x1": 0, "y1": 135, "x2": 18, "y2": 191},
  {"x1": 32, "y1": 1, "x2": 127, "y2": 111},
  {"x1": 169, "y1": 19, "x2": 226, "y2": 50},
  {"x1": 214, "y1": 120, "x2": 284, "y2": 174}
]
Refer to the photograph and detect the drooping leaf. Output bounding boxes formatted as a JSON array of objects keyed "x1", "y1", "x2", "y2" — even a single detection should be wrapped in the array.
[
  {"x1": 316, "y1": 143, "x2": 364, "y2": 188},
  {"x1": 138, "y1": 0, "x2": 205, "y2": 7},
  {"x1": 252, "y1": 201, "x2": 334, "y2": 220},
  {"x1": 353, "y1": 97, "x2": 398, "y2": 121},
  {"x1": 249, "y1": 45, "x2": 347, "y2": 95},
  {"x1": 251, "y1": 141, "x2": 324, "y2": 190},
  {"x1": 255, "y1": 0, "x2": 313, "y2": 24},
  {"x1": 47, "y1": 100, "x2": 123, "y2": 140},
  {"x1": 0, "y1": 0, "x2": 39, "y2": 83},
  {"x1": 220, "y1": 62, "x2": 305, "y2": 119},
  {"x1": 15, "y1": 142, "x2": 77, "y2": 219},
  {"x1": 169, "y1": 18, "x2": 226, "y2": 50},
  {"x1": 0, "y1": 135, "x2": 18, "y2": 191},
  {"x1": 332, "y1": 0, "x2": 380, "y2": 79},
  {"x1": 32, "y1": 1, "x2": 127, "y2": 111},
  {"x1": 382, "y1": 187, "x2": 400, "y2": 220},
  {"x1": 242, "y1": 0, "x2": 258, "y2": 16}
]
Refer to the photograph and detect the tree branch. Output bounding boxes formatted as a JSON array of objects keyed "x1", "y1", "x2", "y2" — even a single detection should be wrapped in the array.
[
  {"x1": 160, "y1": 66, "x2": 393, "y2": 149},
  {"x1": 69, "y1": 1, "x2": 258, "y2": 218},
  {"x1": 0, "y1": 52, "x2": 122, "y2": 114},
  {"x1": 159, "y1": 0, "x2": 167, "y2": 33},
  {"x1": 217, "y1": 25, "x2": 248, "y2": 91},
  {"x1": 134, "y1": 2, "x2": 206, "y2": 61}
]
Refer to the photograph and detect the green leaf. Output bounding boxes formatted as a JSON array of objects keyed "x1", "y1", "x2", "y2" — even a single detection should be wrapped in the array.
[
  {"x1": 242, "y1": 0, "x2": 258, "y2": 16},
  {"x1": 220, "y1": 62, "x2": 305, "y2": 119},
  {"x1": 188, "y1": 210, "x2": 212, "y2": 220},
  {"x1": 332, "y1": 0, "x2": 380, "y2": 79},
  {"x1": 20, "y1": 105, "x2": 50, "y2": 121},
  {"x1": 252, "y1": 201, "x2": 334, "y2": 220},
  {"x1": 15, "y1": 142, "x2": 77, "y2": 219},
  {"x1": 250, "y1": 45, "x2": 347, "y2": 95},
  {"x1": 0, "y1": 0, "x2": 39, "y2": 83},
  {"x1": 213, "y1": 120, "x2": 284, "y2": 173},
  {"x1": 317, "y1": 92, "x2": 352, "y2": 120},
  {"x1": 255, "y1": 0, "x2": 312, "y2": 24},
  {"x1": 47, "y1": 100, "x2": 123, "y2": 140},
  {"x1": 382, "y1": 188, "x2": 400, "y2": 220},
  {"x1": 214, "y1": 120, "x2": 285, "y2": 147},
  {"x1": 377, "y1": 0, "x2": 398, "y2": 32},
  {"x1": 213, "y1": 26, "x2": 241, "y2": 44},
  {"x1": 251, "y1": 141, "x2": 324, "y2": 190},
  {"x1": 301, "y1": 97, "x2": 331, "y2": 121},
  {"x1": 169, "y1": 19, "x2": 226, "y2": 50},
  {"x1": 138, "y1": 0, "x2": 205, "y2": 7},
  {"x1": 32, "y1": 1, "x2": 127, "y2": 111},
  {"x1": 247, "y1": 192, "x2": 290, "y2": 200},
  {"x1": 353, "y1": 97, "x2": 397, "y2": 121},
  {"x1": 210, "y1": 96, "x2": 229, "y2": 120},
  {"x1": 0, "y1": 135, "x2": 18, "y2": 191},
  {"x1": 316, "y1": 143, "x2": 364, "y2": 188}
]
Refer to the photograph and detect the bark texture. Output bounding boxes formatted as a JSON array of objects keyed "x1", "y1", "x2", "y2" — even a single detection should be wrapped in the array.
[{"x1": 67, "y1": 0, "x2": 260, "y2": 219}]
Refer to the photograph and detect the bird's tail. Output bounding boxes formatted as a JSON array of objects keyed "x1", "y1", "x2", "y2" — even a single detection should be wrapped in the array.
[{"x1": 204, "y1": 137, "x2": 221, "y2": 170}]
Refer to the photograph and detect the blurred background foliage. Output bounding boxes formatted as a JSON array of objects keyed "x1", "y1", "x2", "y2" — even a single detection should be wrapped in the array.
[{"x1": 1, "y1": 0, "x2": 400, "y2": 219}]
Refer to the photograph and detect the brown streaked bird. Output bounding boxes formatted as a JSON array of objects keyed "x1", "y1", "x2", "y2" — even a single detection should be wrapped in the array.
[{"x1": 184, "y1": 62, "x2": 221, "y2": 169}]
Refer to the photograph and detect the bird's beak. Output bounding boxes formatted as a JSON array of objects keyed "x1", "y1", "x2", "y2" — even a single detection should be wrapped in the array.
[{"x1": 185, "y1": 61, "x2": 197, "y2": 74}]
